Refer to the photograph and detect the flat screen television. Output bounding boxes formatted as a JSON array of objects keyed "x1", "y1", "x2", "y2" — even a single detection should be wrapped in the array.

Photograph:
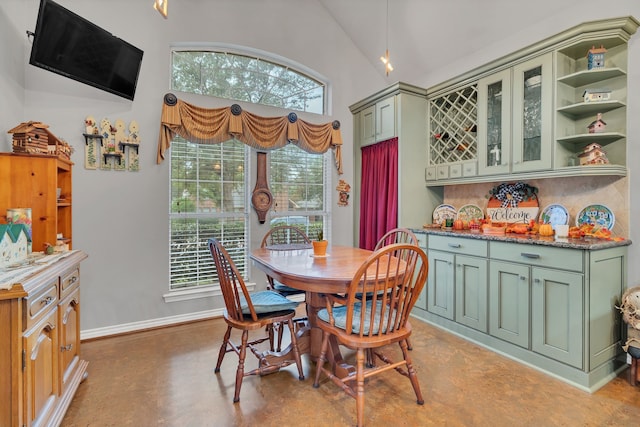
[{"x1": 29, "y1": 0, "x2": 143, "y2": 100}]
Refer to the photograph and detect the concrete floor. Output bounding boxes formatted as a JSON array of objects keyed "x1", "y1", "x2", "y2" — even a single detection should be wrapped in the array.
[{"x1": 62, "y1": 316, "x2": 640, "y2": 426}]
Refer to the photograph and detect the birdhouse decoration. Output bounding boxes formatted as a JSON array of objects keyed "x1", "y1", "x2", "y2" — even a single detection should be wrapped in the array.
[
  {"x1": 7, "y1": 121, "x2": 50, "y2": 155},
  {"x1": 587, "y1": 113, "x2": 606, "y2": 133},
  {"x1": 7, "y1": 121, "x2": 73, "y2": 160},
  {"x1": 578, "y1": 142, "x2": 609, "y2": 165},
  {"x1": 587, "y1": 45, "x2": 607, "y2": 70}
]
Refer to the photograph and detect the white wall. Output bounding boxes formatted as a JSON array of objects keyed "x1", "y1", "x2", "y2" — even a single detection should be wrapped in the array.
[{"x1": 1, "y1": 0, "x2": 385, "y2": 333}]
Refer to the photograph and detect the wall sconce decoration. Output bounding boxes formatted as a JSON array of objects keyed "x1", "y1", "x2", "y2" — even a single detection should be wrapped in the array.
[{"x1": 336, "y1": 179, "x2": 351, "y2": 207}]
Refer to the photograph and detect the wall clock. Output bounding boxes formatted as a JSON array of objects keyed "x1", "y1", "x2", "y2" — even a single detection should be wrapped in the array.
[{"x1": 251, "y1": 151, "x2": 273, "y2": 223}]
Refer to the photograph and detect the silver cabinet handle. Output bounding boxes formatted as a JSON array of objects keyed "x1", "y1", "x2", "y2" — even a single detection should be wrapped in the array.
[
  {"x1": 520, "y1": 252, "x2": 540, "y2": 259},
  {"x1": 448, "y1": 243, "x2": 461, "y2": 248}
]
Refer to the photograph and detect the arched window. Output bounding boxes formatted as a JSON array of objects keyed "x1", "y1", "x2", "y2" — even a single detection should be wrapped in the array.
[
  {"x1": 167, "y1": 46, "x2": 330, "y2": 296},
  {"x1": 171, "y1": 47, "x2": 326, "y2": 114}
]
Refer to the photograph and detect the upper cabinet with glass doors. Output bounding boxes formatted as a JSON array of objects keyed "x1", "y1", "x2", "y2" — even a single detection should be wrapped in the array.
[
  {"x1": 477, "y1": 54, "x2": 553, "y2": 176},
  {"x1": 426, "y1": 16, "x2": 638, "y2": 185}
]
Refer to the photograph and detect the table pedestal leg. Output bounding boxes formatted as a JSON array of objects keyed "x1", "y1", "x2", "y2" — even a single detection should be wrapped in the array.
[{"x1": 307, "y1": 292, "x2": 356, "y2": 378}]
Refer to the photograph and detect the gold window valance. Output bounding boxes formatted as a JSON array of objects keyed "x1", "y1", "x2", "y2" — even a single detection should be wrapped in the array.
[{"x1": 156, "y1": 93, "x2": 343, "y2": 174}]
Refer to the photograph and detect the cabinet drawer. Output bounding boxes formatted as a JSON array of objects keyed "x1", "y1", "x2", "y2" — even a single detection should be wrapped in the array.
[
  {"x1": 425, "y1": 166, "x2": 437, "y2": 181},
  {"x1": 490, "y1": 241, "x2": 583, "y2": 272},
  {"x1": 429, "y1": 235, "x2": 488, "y2": 257},
  {"x1": 436, "y1": 165, "x2": 449, "y2": 179},
  {"x1": 462, "y1": 161, "x2": 477, "y2": 177},
  {"x1": 24, "y1": 279, "x2": 58, "y2": 331},
  {"x1": 449, "y1": 164, "x2": 462, "y2": 178},
  {"x1": 60, "y1": 266, "x2": 80, "y2": 299}
]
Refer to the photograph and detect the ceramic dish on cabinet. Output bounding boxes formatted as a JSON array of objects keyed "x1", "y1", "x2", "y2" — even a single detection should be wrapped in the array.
[
  {"x1": 575, "y1": 204, "x2": 615, "y2": 230},
  {"x1": 538, "y1": 204, "x2": 569, "y2": 229},
  {"x1": 432, "y1": 204, "x2": 457, "y2": 225},
  {"x1": 457, "y1": 204, "x2": 484, "y2": 221}
]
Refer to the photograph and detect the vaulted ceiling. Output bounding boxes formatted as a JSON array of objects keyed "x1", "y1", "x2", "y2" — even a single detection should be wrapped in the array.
[{"x1": 318, "y1": 0, "x2": 586, "y2": 84}]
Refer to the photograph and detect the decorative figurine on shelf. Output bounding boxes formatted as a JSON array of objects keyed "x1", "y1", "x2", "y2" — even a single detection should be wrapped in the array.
[
  {"x1": 489, "y1": 145, "x2": 501, "y2": 166},
  {"x1": 587, "y1": 45, "x2": 607, "y2": 70},
  {"x1": 583, "y1": 89, "x2": 611, "y2": 103},
  {"x1": 84, "y1": 115, "x2": 98, "y2": 135},
  {"x1": 578, "y1": 142, "x2": 609, "y2": 165},
  {"x1": 587, "y1": 113, "x2": 607, "y2": 133}
]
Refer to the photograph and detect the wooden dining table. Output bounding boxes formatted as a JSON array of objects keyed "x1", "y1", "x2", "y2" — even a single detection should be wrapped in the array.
[{"x1": 251, "y1": 244, "x2": 375, "y2": 378}]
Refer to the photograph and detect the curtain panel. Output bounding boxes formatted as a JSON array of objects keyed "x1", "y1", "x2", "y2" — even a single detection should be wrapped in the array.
[
  {"x1": 156, "y1": 93, "x2": 343, "y2": 174},
  {"x1": 359, "y1": 137, "x2": 398, "y2": 250}
]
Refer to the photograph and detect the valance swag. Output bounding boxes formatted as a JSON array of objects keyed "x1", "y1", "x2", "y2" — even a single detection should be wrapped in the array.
[{"x1": 156, "y1": 93, "x2": 343, "y2": 174}]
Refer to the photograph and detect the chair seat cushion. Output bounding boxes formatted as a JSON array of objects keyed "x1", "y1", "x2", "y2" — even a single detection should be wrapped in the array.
[
  {"x1": 317, "y1": 300, "x2": 393, "y2": 335},
  {"x1": 240, "y1": 290, "x2": 299, "y2": 314},
  {"x1": 273, "y1": 279, "x2": 305, "y2": 295}
]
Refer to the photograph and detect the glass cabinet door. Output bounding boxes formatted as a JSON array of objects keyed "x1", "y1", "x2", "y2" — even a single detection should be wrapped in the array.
[
  {"x1": 512, "y1": 53, "x2": 553, "y2": 173},
  {"x1": 477, "y1": 69, "x2": 511, "y2": 175}
]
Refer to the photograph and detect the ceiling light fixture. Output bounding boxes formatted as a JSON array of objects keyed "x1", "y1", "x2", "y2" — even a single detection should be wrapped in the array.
[
  {"x1": 154, "y1": 0, "x2": 168, "y2": 19},
  {"x1": 380, "y1": 0, "x2": 393, "y2": 76}
]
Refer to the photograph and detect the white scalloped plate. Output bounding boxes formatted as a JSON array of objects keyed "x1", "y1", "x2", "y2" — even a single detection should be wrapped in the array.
[
  {"x1": 457, "y1": 204, "x2": 484, "y2": 221},
  {"x1": 538, "y1": 204, "x2": 569, "y2": 229}
]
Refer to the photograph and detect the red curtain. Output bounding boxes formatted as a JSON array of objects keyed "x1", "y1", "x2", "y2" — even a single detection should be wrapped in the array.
[{"x1": 359, "y1": 137, "x2": 398, "y2": 250}]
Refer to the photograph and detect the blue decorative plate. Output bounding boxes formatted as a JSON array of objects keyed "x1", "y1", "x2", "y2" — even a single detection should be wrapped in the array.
[
  {"x1": 576, "y1": 204, "x2": 615, "y2": 230},
  {"x1": 539, "y1": 204, "x2": 569, "y2": 229}
]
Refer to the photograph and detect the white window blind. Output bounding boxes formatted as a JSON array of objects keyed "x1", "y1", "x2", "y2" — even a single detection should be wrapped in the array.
[
  {"x1": 169, "y1": 137, "x2": 248, "y2": 290},
  {"x1": 268, "y1": 144, "x2": 328, "y2": 239}
]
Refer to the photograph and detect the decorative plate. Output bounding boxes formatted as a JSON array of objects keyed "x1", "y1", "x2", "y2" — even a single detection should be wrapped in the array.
[
  {"x1": 457, "y1": 204, "x2": 484, "y2": 221},
  {"x1": 432, "y1": 204, "x2": 457, "y2": 225},
  {"x1": 576, "y1": 204, "x2": 615, "y2": 230},
  {"x1": 539, "y1": 204, "x2": 570, "y2": 229}
]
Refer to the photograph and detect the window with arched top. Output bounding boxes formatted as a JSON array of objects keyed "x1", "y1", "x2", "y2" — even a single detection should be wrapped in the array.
[
  {"x1": 171, "y1": 48, "x2": 326, "y2": 114},
  {"x1": 166, "y1": 46, "x2": 330, "y2": 297}
]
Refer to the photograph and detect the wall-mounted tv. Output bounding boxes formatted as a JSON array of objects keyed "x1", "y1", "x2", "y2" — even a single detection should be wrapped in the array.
[{"x1": 29, "y1": 0, "x2": 143, "y2": 100}]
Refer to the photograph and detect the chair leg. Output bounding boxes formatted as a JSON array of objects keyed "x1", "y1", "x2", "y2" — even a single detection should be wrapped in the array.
[
  {"x1": 277, "y1": 321, "x2": 285, "y2": 352},
  {"x1": 631, "y1": 357, "x2": 638, "y2": 386},
  {"x1": 355, "y1": 348, "x2": 365, "y2": 427},
  {"x1": 313, "y1": 331, "x2": 330, "y2": 388},
  {"x1": 407, "y1": 337, "x2": 413, "y2": 351},
  {"x1": 287, "y1": 319, "x2": 305, "y2": 380},
  {"x1": 233, "y1": 330, "x2": 249, "y2": 403},
  {"x1": 214, "y1": 326, "x2": 232, "y2": 373},
  {"x1": 400, "y1": 340, "x2": 424, "y2": 405},
  {"x1": 267, "y1": 324, "x2": 275, "y2": 351}
]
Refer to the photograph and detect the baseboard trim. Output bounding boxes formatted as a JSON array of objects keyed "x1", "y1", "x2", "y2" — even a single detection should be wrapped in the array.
[{"x1": 80, "y1": 308, "x2": 225, "y2": 341}]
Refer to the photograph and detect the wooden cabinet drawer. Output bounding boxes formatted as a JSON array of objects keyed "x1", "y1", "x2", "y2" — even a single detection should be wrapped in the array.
[
  {"x1": 449, "y1": 164, "x2": 462, "y2": 178},
  {"x1": 490, "y1": 241, "x2": 583, "y2": 272},
  {"x1": 429, "y1": 235, "x2": 488, "y2": 257},
  {"x1": 425, "y1": 167, "x2": 437, "y2": 181},
  {"x1": 24, "y1": 279, "x2": 58, "y2": 331},
  {"x1": 60, "y1": 267, "x2": 80, "y2": 299}
]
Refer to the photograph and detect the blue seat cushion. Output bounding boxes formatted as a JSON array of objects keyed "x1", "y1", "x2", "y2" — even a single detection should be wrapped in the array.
[
  {"x1": 273, "y1": 279, "x2": 305, "y2": 295},
  {"x1": 240, "y1": 290, "x2": 299, "y2": 314},
  {"x1": 317, "y1": 300, "x2": 393, "y2": 335}
]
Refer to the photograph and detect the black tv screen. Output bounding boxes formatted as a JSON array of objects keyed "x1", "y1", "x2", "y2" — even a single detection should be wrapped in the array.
[{"x1": 29, "y1": 0, "x2": 143, "y2": 100}]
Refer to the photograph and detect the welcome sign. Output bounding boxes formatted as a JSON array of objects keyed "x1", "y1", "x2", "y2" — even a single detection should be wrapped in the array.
[
  {"x1": 486, "y1": 206, "x2": 539, "y2": 223},
  {"x1": 486, "y1": 182, "x2": 539, "y2": 224}
]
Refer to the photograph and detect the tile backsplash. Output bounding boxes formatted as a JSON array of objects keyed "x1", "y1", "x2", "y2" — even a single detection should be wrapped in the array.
[{"x1": 442, "y1": 176, "x2": 628, "y2": 237}]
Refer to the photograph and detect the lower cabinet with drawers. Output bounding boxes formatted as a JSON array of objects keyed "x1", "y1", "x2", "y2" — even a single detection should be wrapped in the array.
[
  {"x1": 411, "y1": 232, "x2": 628, "y2": 392},
  {"x1": 0, "y1": 250, "x2": 88, "y2": 427}
]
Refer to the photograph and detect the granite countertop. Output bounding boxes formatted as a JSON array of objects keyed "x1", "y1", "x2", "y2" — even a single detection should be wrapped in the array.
[{"x1": 412, "y1": 228, "x2": 632, "y2": 250}]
